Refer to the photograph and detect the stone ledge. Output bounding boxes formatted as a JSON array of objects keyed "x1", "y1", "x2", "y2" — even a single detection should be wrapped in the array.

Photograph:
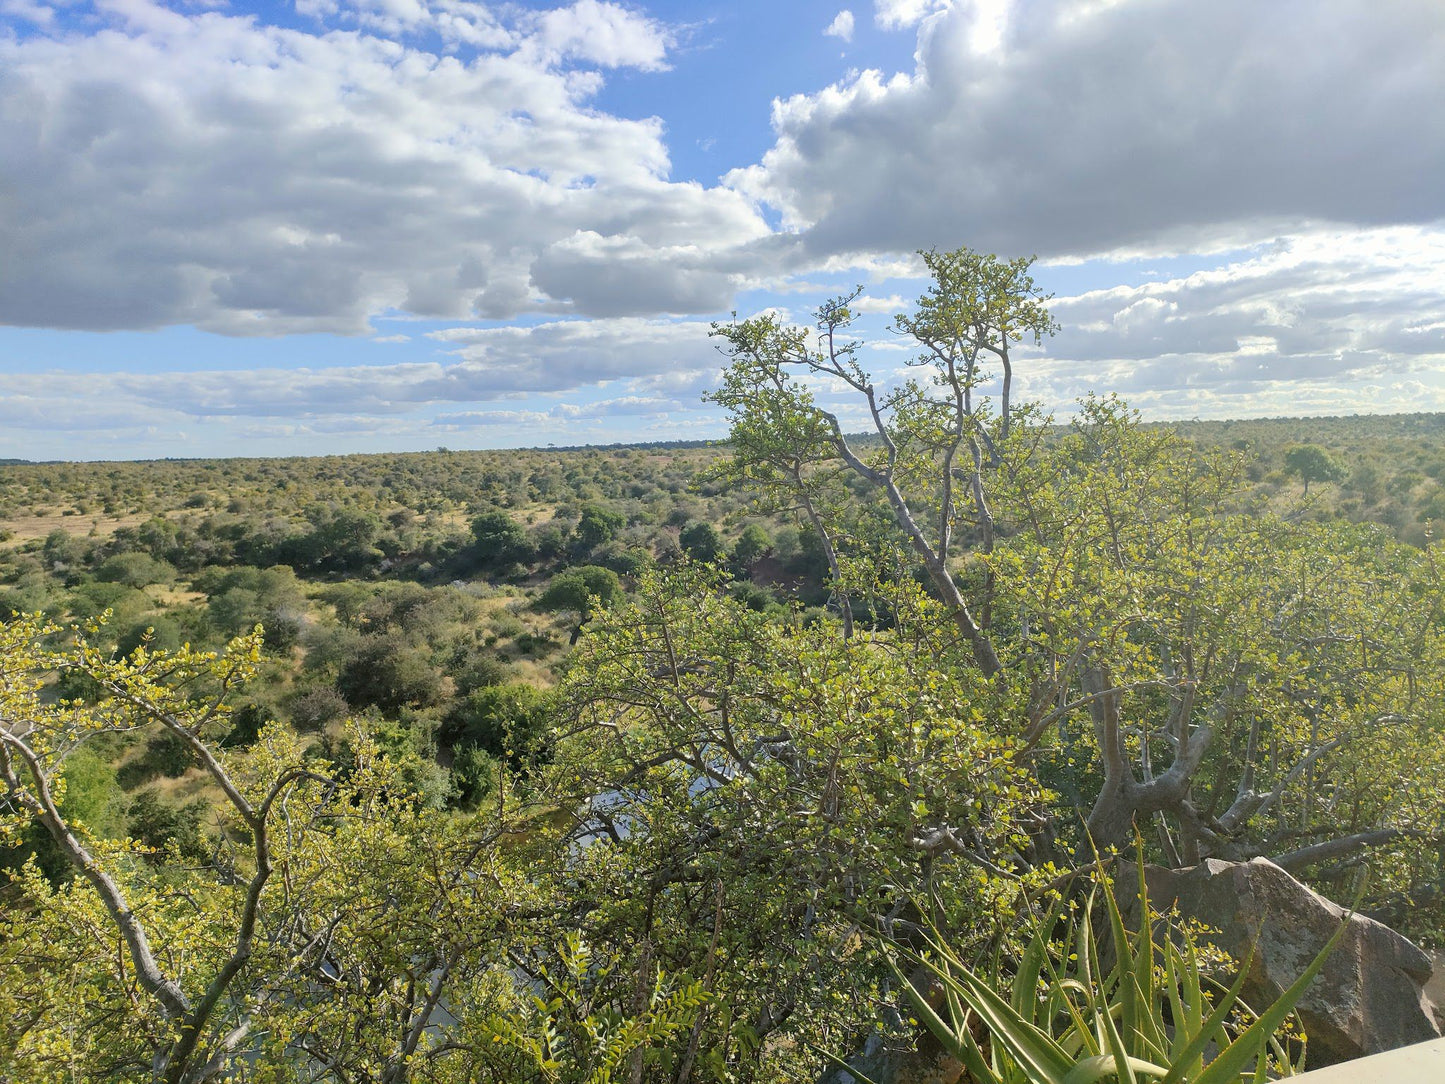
[{"x1": 1293, "y1": 1037, "x2": 1445, "y2": 1082}]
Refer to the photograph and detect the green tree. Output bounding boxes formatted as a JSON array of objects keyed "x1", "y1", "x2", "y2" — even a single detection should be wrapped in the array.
[
  {"x1": 573, "y1": 503, "x2": 625, "y2": 553},
  {"x1": 705, "y1": 318, "x2": 858, "y2": 635},
  {"x1": 730, "y1": 523, "x2": 773, "y2": 575},
  {"x1": 536, "y1": 566, "x2": 621, "y2": 622},
  {"x1": 678, "y1": 520, "x2": 725, "y2": 563},
  {"x1": 470, "y1": 508, "x2": 535, "y2": 570},
  {"x1": 442, "y1": 682, "x2": 551, "y2": 770},
  {"x1": 335, "y1": 630, "x2": 445, "y2": 714},
  {"x1": 1285, "y1": 443, "x2": 1347, "y2": 495},
  {"x1": 95, "y1": 552, "x2": 178, "y2": 589},
  {"x1": 706, "y1": 247, "x2": 1445, "y2": 906},
  {"x1": 0, "y1": 616, "x2": 542, "y2": 1084},
  {"x1": 543, "y1": 566, "x2": 1045, "y2": 1081}
]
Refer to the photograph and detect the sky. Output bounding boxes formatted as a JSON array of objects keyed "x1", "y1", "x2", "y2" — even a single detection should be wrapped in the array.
[{"x1": 1, "y1": 0, "x2": 1443, "y2": 461}]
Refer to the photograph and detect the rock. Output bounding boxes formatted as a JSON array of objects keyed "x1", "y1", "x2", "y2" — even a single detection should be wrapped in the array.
[
  {"x1": 1428, "y1": 950, "x2": 1445, "y2": 1030},
  {"x1": 816, "y1": 1034, "x2": 962, "y2": 1084},
  {"x1": 1128, "y1": 856, "x2": 1441, "y2": 1066},
  {"x1": 817, "y1": 966, "x2": 966, "y2": 1084}
]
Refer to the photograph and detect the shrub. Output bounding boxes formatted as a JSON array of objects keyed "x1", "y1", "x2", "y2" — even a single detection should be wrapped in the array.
[
  {"x1": 679, "y1": 520, "x2": 724, "y2": 563},
  {"x1": 336, "y1": 632, "x2": 445, "y2": 715},
  {"x1": 883, "y1": 860, "x2": 1345, "y2": 1084},
  {"x1": 288, "y1": 686, "x2": 350, "y2": 732},
  {"x1": 126, "y1": 790, "x2": 207, "y2": 864},
  {"x1": 94, "y1": 552, "x2": 177, "y2": 589},
  {"x1": 470, "y1": 509, "x2": 535, "y2": 569},
  {"x1": 536, "y1": 566, "x2": 621, "y2": 619},
  {"x1": 573, "y1": 503, "x2": 625, "y2": 552},
  {"x1": 440, "y1": 682, "x2": 551, "y2": 769}
]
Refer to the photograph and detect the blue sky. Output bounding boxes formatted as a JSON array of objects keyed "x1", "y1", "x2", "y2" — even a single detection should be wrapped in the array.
[{"x1": 2, "y1": 0, "x2": 1444, "y2": 460}]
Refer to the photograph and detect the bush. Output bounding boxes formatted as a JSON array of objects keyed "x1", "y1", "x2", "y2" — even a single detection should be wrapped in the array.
[
  {"x1": 529, "y1": 522, "x2": 568, "y2": 562},
  {"x1": 113, "y1": 616, "x2": 185, "y2": 660},
  {"x1": 470, "y1": 509, "x2": 535, "y2": 570},
  {"x1": 336, "y1": 632, "x2": 446, "y2": 715},
  {"x1": 679, "y1": 520, "x2": 724, "y2": 563},
  {"x1": 67, "y1": 581, "x2": 152, "y2": 627},
  {"x1": 94, "y1": 552, "x2": 177, "y2": 589},
  {"x1": 573, "y1": 503, "x2": 625, "y2": 553},
  {"x1": 448, "y1": 743, "x2": 499, "y2": 809},
  {"x1": 730, "y1": 523, "x2": 772, "y2": 574},
  {"x1": 446, "y1": 648, "x2": 509, "y2": 696},
  {"x1": 536, "y1": 566, "x2": 621, "y2": 619},
  {"x1": 590, "y1": 540, "x2": 651, "y2": 577},
  {"x1": 288, "y1": 686, "x2": 350, "y2": 732},
  {"x1": 126, "y1": 790, "x2": 207, "y2": 864},
  {"x1": 727, "y1": 580, "x2": 780, "y2": 614},
  {"x1": 441, "y1": 683, "x2": 551, "y2": 769}
]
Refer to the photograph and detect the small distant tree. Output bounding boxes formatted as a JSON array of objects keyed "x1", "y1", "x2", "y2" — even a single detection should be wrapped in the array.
[
  {"x1": 1285, "y1": 443, "x2": 1346, "y2": 495},
  {"x1": 441, "y1": 682, "x2": 551, "y2": 770},
  {"x1": 470, "y1": 509, "x2": 535, "y2": 570},
  {"x1": 573, "y1": 503, "x2": 625, "y2": 553},
  {"x1": 94, "y1": 552, "x2": 177, "y2": 589},
  {"x1": 536, "y1": 566, "x2": 621, "y2": 622},
  {"x1": 679, "y1": 520, "x2": 725, "y2": 564},
  {"x1": 335, "y1": 632, "x2": 445, "y2": 715},
  {"x1": 730, "y1": 523, "x2": 773, "y2": 576}
]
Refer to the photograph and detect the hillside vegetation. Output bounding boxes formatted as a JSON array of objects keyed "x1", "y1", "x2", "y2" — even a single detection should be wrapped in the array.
[
  {"x1": 1, "y1": 414, "x2": 1440, "y2": 889},
  {"x1": 3, "y1": 253, "x2": 1443, "y2": 1083}
]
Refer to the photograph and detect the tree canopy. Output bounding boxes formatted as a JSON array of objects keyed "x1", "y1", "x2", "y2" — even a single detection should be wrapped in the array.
[{"x1": 3, "y1": 247, "x2": 1443, "y2": 1083}]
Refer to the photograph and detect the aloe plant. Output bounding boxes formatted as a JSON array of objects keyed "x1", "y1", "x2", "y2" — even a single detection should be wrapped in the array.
[{"x1": 882, "y1": 862, "x2": 1346, "y2": 1084}]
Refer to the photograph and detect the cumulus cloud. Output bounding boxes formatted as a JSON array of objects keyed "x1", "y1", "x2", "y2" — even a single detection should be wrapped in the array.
[
  {"x1": 5, "y1": 0, "x2": 1445, "y2": 460},
  {"x1": 873, "y1": 0, "x2": 948, "y2": 31},
  {"x1": 0, "y1": 318, "x2": 720, "y2": 430},
  {"x1": 1027, "y1": 226, "x2": 1445, "y2": 415},
  {"x1": 529, "y1": 0, "x2": 672, "y2": 70},
  {"x1": 0, "y1": 0, "x2": 767, "y2": 334},
  {"x1": 426, "y1": 316, "x2": 723, "y2": 392},
  {"x1": 432, "y1": 393, "x2": 684, "y2": 428},
  {"x1": 733, "y1": 0, "x2": 1445, "y2": 260},
  {"x1": 554, "y1": 394, "x2": 685, "y2": 418}
]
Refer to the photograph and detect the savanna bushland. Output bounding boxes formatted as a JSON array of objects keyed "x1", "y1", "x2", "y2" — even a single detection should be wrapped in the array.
[{"x1": 3, "y1": 250, "x2": 1444, "y2": 1083}]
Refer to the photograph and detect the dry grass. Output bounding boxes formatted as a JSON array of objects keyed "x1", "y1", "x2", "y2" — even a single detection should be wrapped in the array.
[{"x1": 0, "y1": 511, "x2": 151, "y2": 544}]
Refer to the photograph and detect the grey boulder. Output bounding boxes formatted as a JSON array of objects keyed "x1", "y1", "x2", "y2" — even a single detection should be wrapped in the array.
[{"x1": 1130, "y1": 856, "x2": 1441, "y2": 1066}]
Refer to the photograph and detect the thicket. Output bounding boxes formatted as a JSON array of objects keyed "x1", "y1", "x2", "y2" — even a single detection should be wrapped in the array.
[{"x1": 2, "y1": 254, "x2": 1444, "y2": 1081}]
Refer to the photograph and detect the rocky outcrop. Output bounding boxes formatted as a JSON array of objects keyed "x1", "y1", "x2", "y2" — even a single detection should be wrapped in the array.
[
  {"x1": 816, "y1": 1034, "x2": 963, "y2": 1084},
  {"x1": 1128, "y1": 856, "x2": 1441, "y2": 1065}
]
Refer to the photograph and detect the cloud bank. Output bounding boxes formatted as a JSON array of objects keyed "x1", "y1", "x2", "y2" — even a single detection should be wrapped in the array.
[
  {"x1": 733, "y1": 0, "x2": 1445, "y2": 258},
  {"x1": 0, "y1": 0, "x2": 768, "y2": 334},
  {"x1": 2, "y1": 0, "x2": 1444, "y2": 458}
]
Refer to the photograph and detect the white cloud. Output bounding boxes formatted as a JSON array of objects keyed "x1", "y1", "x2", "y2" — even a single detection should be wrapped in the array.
[
  {"x1": 0, "y1": 0, "x2": 766, "y2": 334},
  {"x1": 553, "y1": 395, "x2": 684, "y2": 419},
  {"x1": 1030, "y1": 226, "x2": 1445, "y2": 415},
  {"x1": 0, "y1": 319, "x2": 722, "y2": 435},
  {"x1": 1, "y1": 0, "x2": 54, "y2": 26},
  {"x1": 427, "y1": 317, "x2": 723, "y2": 390},
  {"x1": 735, "y1": 0, "x2": 1445, "y2": 260},
  {"x1": 873, "y1": 0, "x2": 948, "y2": 30},
  {"x1": 851, "y1": 293, "x2": 909, "y2": 315},
  {"x1": 530, "y1": 0, "x2": 672, "y2": 70},
  {"x1": 431, "y1": 394, "x2": 685, "y2": 430},
  {"x1": 5, "y1": 0, "x2": 1445, "y2": 460},
  {"x1": 824, "y1": 10, "x2": 854, "y2": 42},
  {"x1": 432, "y1": 409, "x2": 554, "y2": 427}
]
